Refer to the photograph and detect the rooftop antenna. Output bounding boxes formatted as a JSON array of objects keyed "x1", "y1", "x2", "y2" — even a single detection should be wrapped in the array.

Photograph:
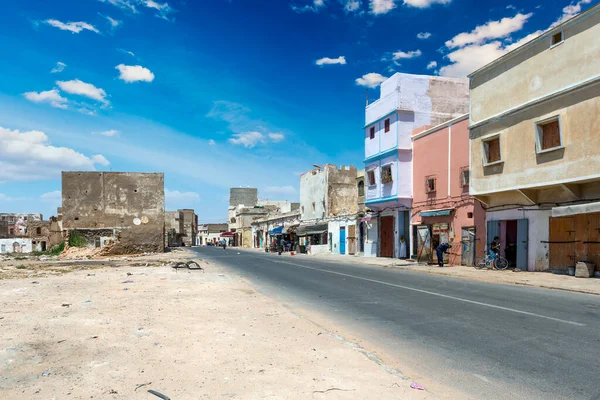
[{"x1": 365, "y1": 88, "x2": 369, "y2": 106}]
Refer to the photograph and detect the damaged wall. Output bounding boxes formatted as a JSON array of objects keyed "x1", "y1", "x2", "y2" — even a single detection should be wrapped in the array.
[
  {"x1": 326, "y1": 165, "x2": 358, "y2": 217},
  {"x1": 62, "y1": 172, "x2": 165, "y2": 254}
]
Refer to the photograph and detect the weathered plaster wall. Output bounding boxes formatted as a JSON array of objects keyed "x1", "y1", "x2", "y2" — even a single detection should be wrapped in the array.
[
  {"x1": 62, "y1": 172, "x2": 165, "y2": 254},
  {"x1": 327, "y1": 165, "x2": 358, "y2": 217},
  {"x1": 0, "y1": 238, "x2": 33, "y2": 253},
  {"x1": 471, "y1": 87, "x2": 600, "y2": 199},
  {"x1": 470, "y1": 11, "x2": 600, "y2": 124},
  {"x1": 300, "y1": 169, "x2": 327, "y2": 221},
  {"x1": 230, "y1": 188, "x2": 258, "y2": 207},
  {"x1": 179, "y1": 209, "x2": 196, "y2": 246}
]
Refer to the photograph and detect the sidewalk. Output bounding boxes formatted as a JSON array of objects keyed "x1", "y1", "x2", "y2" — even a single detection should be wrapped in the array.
[{"x1": 237, "y1": 247, "x2": 600, "y2": 296}]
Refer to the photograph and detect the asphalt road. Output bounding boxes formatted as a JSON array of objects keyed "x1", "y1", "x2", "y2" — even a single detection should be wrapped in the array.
[{"x1": 192, "y1": 247, "x2": 600, "y2": 400}]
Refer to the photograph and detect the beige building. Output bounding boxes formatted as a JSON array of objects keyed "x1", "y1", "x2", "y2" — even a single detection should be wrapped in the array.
[{"x1": 469, "y1": 4, "x2": 600, "y2": 271}]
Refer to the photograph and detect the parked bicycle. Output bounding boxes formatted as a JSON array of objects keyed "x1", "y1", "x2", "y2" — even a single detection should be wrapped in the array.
[{"x1": 474, "y1": 253, "x2": 509, "y2": 270}]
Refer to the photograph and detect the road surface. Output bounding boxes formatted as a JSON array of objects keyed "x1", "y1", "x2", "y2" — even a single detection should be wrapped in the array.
[{"x1": 193, "y1": 247, "x2": 600, "y2": 400}]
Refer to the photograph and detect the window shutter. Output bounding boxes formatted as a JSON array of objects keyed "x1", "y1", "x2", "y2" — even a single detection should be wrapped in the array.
[
  {"x1": 542, "y1": 120, "x2": 560, "y2": 149},
  {"x1": 384, "y1": 119, "x2": 390, "y2": 133},
  {"x1": 488, "y1": 139, "x2": 500, "y2": 162}
]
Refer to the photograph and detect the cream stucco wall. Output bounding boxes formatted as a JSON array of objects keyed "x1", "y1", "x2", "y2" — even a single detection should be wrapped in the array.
[
  {"x1": 471, "y1": 85, "x2": 600, "y2": 199},
  {"x1": 470, "y1": 9, "x2": 600, "y2": 124}
]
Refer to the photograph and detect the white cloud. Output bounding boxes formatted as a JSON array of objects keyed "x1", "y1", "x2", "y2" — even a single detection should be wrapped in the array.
[
  {"x1": 315, "y1": 56, "x2": 347, "y2": 66},
  {"x1": 105, "y1": 15, "x2": 122, "y2": 27},
  {"x1": 403, "y1": 0, "x2": 451, "y2": 7},
  {"x1": 417, "y1": 32, "x2": 432, "y2": 39},
  {"x1": 551, "y1": 0, "x2": 592, "y2": 28},
  {"x1": 439, "y1": 41, "x2": 506, "y2": 77},
  {"x1": 264, "y1": 186, "x2": 297, "y2": 195},
  {"x1": 95, "y1": 129, "x2": 119, "y2": 137},
  {"x1": 392, "y1": 49, "x2": 422, "y2": 60},
  {"x1": 0, "y1": 194, "x2": 24, "y2": 202},
  {"x1": 51, "y1": 62, "x2": 67, "y2": 73},
  {"x1": 56, "y1": 79, "x2": 109, "y2": 104},
  {"x1": 118, "y1": 48, "x2": 136, "y2": 57},
  {"x1": 45, "y1": 19, "x2": 99, "y2": 34},
  {"x1": 144, "y1": 0, "x2": 174, "y2": 19},
  {"x1": 165, "y1": 189, "x2": 200, "y2": 204},
  {"x1": 23, "y1": 89, "x2": 68, "y2": 109},
  {"x1": 0, "y1": 126, "x2": 110, "y2": 181},
  {"x1": 445, "y1": 13, "x2": 532, "y2": 48},
  {"x1": 291, "y1": 0, "x2": 326, "y2": 13},
  {"x1": 439, "y1": 3, "x2": 593, "y2": 78},
  {"x1": 40, "y1": 191, "x2": 61, "y2": 201},
  {"x1": 355, "y1": 72, "x2": 387, "y2": 88},
  {"x1": 92, "y1": 154, "x2": 111, "y2": 166},
  {"x1": 370, "y1": 0, "x2": 396, "y2": 14},
  {"x1": 506, "y1": 4, "x2": 516, "y2": 9},
  {"x1": 344, "y1": 0, "x2": 361, "y2": 12},
  {"x1": 208, "y1": 139, "x2": 216, "y2": 145},
  {"x1": 268, "y1": 133, "x2": 285, "y2": 142},
  {"x1": 115, "y1": 64, "x2": 155, "y2": 83},
  {"x1": 427, "y1": 61, "x2": 438, "y2": 70},
  {"x1": 228, "y1": 131, "x2": 265, "y2": 148},
  {"x1": 98, "y1": 0, "x2": 138, "y2": 12}
]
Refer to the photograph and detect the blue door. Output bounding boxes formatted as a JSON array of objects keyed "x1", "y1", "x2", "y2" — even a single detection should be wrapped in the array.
[
  {"x1": 516, "y1": 219, "x2": 529, "y2": 271},
  {"x1": 340, "y1": 227, "x2": 346, "y2": 255}
]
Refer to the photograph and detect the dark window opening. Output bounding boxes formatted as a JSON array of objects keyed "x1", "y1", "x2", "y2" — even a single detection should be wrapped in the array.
[
  {"x1": 36, "y1": 227, "x2": 42, "y2": 235},
  {"x1": 551, "y1": 32, "x2": 563, "y2": 46},
  {"x1": 358, "y1": 180, "x2": 365, "y2": 196},
  {"x1": 426, "y1": 177, "x2": 436, "y2": 193},
  {"x1": 484, "y1": 138, "x2": 501, "y2": 164},
  {"x1": 369, "y1": 126, "x2": 375, "y2": 140},
  {"x1": 384, "y1": 118, "x2": 390, "y2": 133}
]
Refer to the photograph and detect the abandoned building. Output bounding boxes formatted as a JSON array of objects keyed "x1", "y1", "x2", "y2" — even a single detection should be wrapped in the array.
[
  {"x1": 179, "y1": 209, "x2": 198, "y2": 247},
  {"x1": 61, "y1": 171, "x2": 165, "y2": 254},
  {"x1": 0, "y1": 213, "x2": 43, "y2": 237},
  {"x1": 164, "y1": 211, "x2": 184, "y2": 247}
]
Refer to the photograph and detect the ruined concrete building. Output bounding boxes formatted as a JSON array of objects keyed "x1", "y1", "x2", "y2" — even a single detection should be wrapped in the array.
[
  {"x1": 62, "y1": 172, "x2": 165, "y2": 254},
  {"x1": 179, "y1": 209, "x2": 198, "y2": 247},
  {"x1": 0, "y1": 213, "x2": 43, "y2": 237},
  {"x1": 164, "y1": 211, "x2": 184, "y2": 247}
]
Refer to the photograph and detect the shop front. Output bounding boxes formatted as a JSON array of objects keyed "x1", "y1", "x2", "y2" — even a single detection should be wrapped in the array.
[
  {"x1": 296, "y1": 223, "x2": 328, "y2": 254},
  {"x1": 414, "y1": 209, "x2": 453, "y2": 264}
]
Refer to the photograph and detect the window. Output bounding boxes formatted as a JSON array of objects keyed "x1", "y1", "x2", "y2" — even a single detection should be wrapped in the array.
[
  {"x1": 381, "y1": 165, "x2": 393, "y2": 184},
  {"x1": 483, "y1": 136, "x2": 502, "y2": 165},
  {"x1": 369, "y1": 126, "x2": 375, "y2": 140},
  {"x1": 426, "y1": 177, "x2": 436, "y2": 193},
  {"x1": 536, "y1": 117, "x2": 562, "y2": 152},
  {"x1": 551, "y1": 31, "x2": 563, "y2": 46},
  {"x1": 358, "y1": 180, "x2": 365, "y2": 196},
  {"x1": 461, "y1": 168, "x2": 470, "y2": 186},
  {"x1": 36, "y1": 227, "x2": 42, "y2": 235},
  {"x1": 384, "y1": 118, "x2": 390, "y2": 133},
  {"x1": 367, "y1": 170, "x2": 376, "y2": 186}
]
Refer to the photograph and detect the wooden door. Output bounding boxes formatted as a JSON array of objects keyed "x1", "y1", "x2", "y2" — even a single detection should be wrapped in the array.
[
  {"x1": 587, "y1": 213, "x2": 600, "y2": 271},
  {"x1": 347, "y1": 225, "x2": 356, "y2": 255},
  {"x1": 380, "y1": 216, "x2": 394, "y2": 258},
  {"x1": 549, "y1": 216, "x2": 576, "y2": 269}
]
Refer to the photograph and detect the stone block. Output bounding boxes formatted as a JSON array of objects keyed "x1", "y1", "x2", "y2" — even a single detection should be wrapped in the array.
[{"x1": 575, "y1": 262, "x2": 595, "y2": 278}]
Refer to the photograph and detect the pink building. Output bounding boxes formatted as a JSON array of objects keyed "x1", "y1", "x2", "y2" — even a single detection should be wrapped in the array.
[{"x1": 411, "y1": 114, "x2": 485, "y2": 266}]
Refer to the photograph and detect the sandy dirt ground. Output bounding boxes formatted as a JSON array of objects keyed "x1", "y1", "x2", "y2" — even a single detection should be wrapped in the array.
[{"x1": 0, "y1": 249, "x2": 460, "y2": 400}]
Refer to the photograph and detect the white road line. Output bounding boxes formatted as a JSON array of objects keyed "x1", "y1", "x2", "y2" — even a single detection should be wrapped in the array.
[{"x1": 267, "y1": 258, "x2": 586, "y2": 327}]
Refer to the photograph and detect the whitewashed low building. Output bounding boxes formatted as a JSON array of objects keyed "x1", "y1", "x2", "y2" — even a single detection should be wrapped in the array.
[{"x1": 0, "y1": 238, "x2": 33, "y2": 254}]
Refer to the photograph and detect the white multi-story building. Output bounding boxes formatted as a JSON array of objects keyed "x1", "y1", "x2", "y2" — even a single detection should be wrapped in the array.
[{"x1": 363, "y1": 73, "x2": 469, "y2": 258}]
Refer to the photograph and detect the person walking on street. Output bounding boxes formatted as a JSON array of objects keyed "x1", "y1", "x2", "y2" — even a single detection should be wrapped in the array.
[
  {"x1": 436, "y1": 242, "x2": 450, "y2": 267},
  {"x1": 222, "y1": 239, "x2": 227, "y2": 250}
]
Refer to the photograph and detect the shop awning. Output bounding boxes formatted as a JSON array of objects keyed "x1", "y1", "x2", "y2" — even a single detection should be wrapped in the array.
[
  {"x1": 297, "y1": 223, "x2": 328, "y2": 236},
  {"x1": 220, "y1": 232, "x2": 235, "y2": 237},
  {"x1": 420, "y1": 208, "x2": 453, "y2": 217},
  {"x1": 268, "y1": 226, "x2": 284, "y2": 235},
  {"x1": 283, "y1": 224, "x2": 299, "y2": 234}
]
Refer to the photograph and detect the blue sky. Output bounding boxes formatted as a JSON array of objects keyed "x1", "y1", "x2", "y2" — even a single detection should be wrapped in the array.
[{"x1": 0, "y1": 0, "x2": 594, "y2": 222}]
